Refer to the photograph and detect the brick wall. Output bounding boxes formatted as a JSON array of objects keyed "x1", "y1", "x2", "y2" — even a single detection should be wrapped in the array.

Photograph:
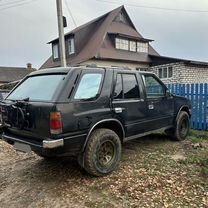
[{"x1": 150, "y1": 62, "x2": 208, "y2": 84}]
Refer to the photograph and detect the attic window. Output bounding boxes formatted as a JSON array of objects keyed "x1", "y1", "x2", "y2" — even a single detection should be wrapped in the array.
[
  {"x1": 129, "y1": 40, "x2": 136, "y2": 52},
  {"x1": 52, "y1": 43, "x2": 59, "y2": 59},
  {"x1": 115, "y1": 37, "x2": 149, "y2": 53},
  {"x1": 68, "y1": 38, "x2": 75, "y2": 55},
  {"x1": 137, "y1": 42, "x2": 148, "y2": 53},
  {"x1": 115, "y1": 38, "x2": 128, "y2": 50}
]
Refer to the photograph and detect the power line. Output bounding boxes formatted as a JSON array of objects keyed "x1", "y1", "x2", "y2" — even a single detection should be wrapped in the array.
[
  {"x1": 0, "y1": 0, "x2": 38, "y2": 11},
  {"x1": 64, "y1": 0, "x2": 77, "y2": 27},
  {"x1": 0, "y1": 0, "x2": 30, "y2": 7},
  {"x1": 96, "y1": 0, "x2": 208, "y2": 13}
]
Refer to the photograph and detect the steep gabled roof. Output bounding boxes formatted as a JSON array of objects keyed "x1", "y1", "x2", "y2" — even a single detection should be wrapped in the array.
[{"x1": 40, "y1": 6, "x2": 159, "y2": 69}]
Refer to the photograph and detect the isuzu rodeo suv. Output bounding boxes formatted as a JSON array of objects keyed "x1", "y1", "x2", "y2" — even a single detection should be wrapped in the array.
[{"x1": 0, "y1": 67, "x2": 191, "y2": 176}]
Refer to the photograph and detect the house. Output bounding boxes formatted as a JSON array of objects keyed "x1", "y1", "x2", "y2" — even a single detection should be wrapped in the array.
[
  {"x1": 41, "y1": 6, "x2": 208, "y2": 84},
  {"x1": 150, "y1": 55, "x2": 208, "y2": 84},
  {"x1": 0, "y1": 63, "x2": 36, "y2": 86},
  {"x1": 40, "y1": 6, "x2": 159, "y2": 70}
]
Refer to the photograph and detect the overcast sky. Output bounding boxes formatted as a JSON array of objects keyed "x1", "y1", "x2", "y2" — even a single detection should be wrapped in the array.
[{"x1": 0, "y1": 0, "x2": 208, "y2": 69}]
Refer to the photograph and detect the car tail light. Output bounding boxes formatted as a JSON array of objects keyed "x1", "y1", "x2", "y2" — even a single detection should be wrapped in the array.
[{"x1": 50, "y1": 112, "x2": 62, "y2": 134}]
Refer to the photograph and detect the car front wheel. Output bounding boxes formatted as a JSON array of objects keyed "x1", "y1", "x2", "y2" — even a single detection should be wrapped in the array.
[{"x1": 174, "y1": 111, "x2": 190, "y2": 141}]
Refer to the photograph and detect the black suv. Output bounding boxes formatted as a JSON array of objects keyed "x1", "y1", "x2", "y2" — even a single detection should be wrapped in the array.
[{"x1": 0, "y1": 67, "x2": 191, "y2": 176}]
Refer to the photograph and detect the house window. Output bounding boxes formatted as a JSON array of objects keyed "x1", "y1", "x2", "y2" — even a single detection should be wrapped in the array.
[
  {"x1": 158, "y1": 66, "x2": 173, "y2": 79},
  {"x1": 68, "y1": 38, "x2": 75, "y2": 55},
  {"x1": 115, "y1": 38, "x2": 128, "y2": 50},
  {"x1": 137, "y1": 42, "x2": 148, "y2": 53},
  {"x1": 158, "y1": 68, "x2": 163, "y2": 78},
  {"x1": 163, "y1": 68, "x2": 167, "y2": 78},
  {"x1": 129, "y1": 40, "x2": 136, "y2": 52},
  {"x1": 168, "y1": 66, "x2": 173, "y2": 78},
  {"x1": 115, "y1": 37, "x2": 148, "y2": 53},
  {"x1": 52, "y1": 43, "x2": 59, "y2": 59}
]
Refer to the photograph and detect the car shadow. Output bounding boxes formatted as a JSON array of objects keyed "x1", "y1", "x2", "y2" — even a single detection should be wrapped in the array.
[{"x1": 27, "y1": 133, "x2": 171, "y2": 179}]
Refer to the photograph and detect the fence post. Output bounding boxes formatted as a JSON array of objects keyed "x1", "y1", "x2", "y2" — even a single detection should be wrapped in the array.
[
  {"x1": 191, "y1": 84, "x2": 194, "y2": 129},
  {"x1": 204, "y1": 83, "x2": 207, "y2": 130},
  {"x1": 195, "y1": 84, "x2": 199, "y2": 129},
  {"x1": 171, "y1": 83, "x2": 174, "y2": 95},
  {"x1": 199, "y1": 84, "x2": 203, "y2": 130},
  {"x1": 187, "y1": 83, "x2": 190, "y2": 100}
]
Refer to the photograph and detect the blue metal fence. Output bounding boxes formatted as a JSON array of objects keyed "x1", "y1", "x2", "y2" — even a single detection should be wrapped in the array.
[{"x1": 167, "y1": 83, "x2": 208, "y2": 131}]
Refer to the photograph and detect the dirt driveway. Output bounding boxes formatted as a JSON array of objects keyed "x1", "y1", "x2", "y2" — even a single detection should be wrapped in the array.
[{"x1": 0, "y1": 132, "x2": 207, "y2": 208}]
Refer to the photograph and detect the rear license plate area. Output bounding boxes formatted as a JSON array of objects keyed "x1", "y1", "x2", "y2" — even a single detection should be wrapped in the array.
[{"x1": 14, "y1": 142, "x2": 31, "y2": 153}]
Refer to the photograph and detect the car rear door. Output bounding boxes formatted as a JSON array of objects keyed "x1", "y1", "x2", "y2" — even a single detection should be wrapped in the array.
[{"x1": 112, "y1": 72, "x2": 147, "y2": 137}]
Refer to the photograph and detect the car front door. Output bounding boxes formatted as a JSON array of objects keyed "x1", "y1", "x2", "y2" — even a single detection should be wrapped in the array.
[
  {"x1": 141, "y1": 73, "x2": 175, "y2": 130},
  {"x1": 112, "y1": 72, "x2": 147, "y2": 137}
]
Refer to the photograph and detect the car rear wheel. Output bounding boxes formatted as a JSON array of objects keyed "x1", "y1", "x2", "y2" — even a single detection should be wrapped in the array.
[
  {"x1": 81, "y1": 128, "x2": 122, "y2": 176},
  {"x1": 174, "y1": 111, "x2": 190, "y2": 141}
]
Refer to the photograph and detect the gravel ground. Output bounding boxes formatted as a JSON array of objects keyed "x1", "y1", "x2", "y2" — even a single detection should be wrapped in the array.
[{"x1": 0, "y1": 132, "x2": 207, "y2": 208}]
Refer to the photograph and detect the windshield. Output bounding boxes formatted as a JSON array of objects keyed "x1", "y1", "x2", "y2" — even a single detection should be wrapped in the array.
[{"x1": 7, "y1": 74, "x2": 66, "y2": 101}]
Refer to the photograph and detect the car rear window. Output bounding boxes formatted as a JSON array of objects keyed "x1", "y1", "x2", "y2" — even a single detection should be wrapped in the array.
[{"x1": 7, "y1": 74, "x2": 66, "y2": 101}]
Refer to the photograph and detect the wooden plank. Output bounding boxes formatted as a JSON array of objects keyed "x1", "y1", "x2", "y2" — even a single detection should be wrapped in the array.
[
  {"x1": 199, "y1": 84, "x2": 203, "y2": 129},
  {"x1": 187, "y1": 84, "x2": 190, "y2": 100},
  {"x1": 191, "y1": 84, "x2": 195, "y2": 129},
  {"x1": 175, "y1": 83, "x2": 178, "y2": 95},
  {"x1": 182, "y1": 84, "x2": 185, "y2": 97},
  {"x1": 171, "y1": 83, "x2": 174, "y2": 95},
  {"x1": 195, "y1": 84, "x2": 199, "y2": 129},
  {"x1": 179, "y1": 84, "x2": 182, "y2": 96},
  {"x1": 168, "y1": 84, "x2": 170, "y2": 91},
  {"x1": 204, "y1": 83, "x2": 207, "y2": 130}
]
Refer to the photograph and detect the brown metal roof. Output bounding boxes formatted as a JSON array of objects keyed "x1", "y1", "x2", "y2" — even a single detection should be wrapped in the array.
[{"x1": 0, "y1": 66, "x2": 36, "y2": 83}]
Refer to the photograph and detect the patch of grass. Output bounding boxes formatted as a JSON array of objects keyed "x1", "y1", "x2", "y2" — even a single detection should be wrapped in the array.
[
  {"x1": 201, "y1": 166, "x2": 208, "y2": 177},
  {"x1": 190, "y1": 136, "x2": 205, "y2": 143},
  {"x1": 178, "y1": 150, "x2": 208, "y2": 178},
  {"x1": 189, "y1": 130, "x2": 208, "y2": 141}
]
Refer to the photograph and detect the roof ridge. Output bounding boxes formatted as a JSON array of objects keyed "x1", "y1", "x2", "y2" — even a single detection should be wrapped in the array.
[
  {"x1": 70, "y1": 5, "x2": 123, "y2": 64},
  {"x1": 48, "y1": 5, "x2": 124, "y2": 43}
]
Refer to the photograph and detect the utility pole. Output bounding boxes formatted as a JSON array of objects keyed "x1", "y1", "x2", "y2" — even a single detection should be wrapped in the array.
[{"x1": 56, "y1": 0, "x2": 66, "y2": 67}]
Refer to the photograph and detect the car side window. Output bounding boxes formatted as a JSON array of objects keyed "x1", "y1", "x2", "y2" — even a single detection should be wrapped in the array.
[
  {"x1": 113, "y1": 73, "x2": 140, "y2": 100},
  {"x1": 74, "y1": 73, "x2": 102, "y2": 100},
  {"x1": 114, "y1": 74, "x2": 123, "y2": 99},
  {"x1": 142, "y1": 75, "x2": 165, "y2": 99},
  {"x1": 123, "y1": 74, "x2": 140, "y2": 99}
]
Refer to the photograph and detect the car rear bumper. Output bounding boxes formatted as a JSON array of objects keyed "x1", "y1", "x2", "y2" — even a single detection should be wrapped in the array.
[
  {"x1": 2, "y1": 133, "x2": 64, "y2": 149},
  {"x1": 43, "y1": 138, "x2": 64, "y2": 148},
  {"x1": 1, "y1": 132, "x2": 86, "y2": 156}
]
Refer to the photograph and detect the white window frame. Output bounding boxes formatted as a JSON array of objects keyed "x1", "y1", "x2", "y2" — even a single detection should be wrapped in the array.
[
  {"x1": 158, "y1": 66, "x2": 173, "y2": 79},
  {"x1": 115, "y1": 37, "x2": 149, "y2": 54},
  {"x1": 129, "y1": 40, "x2": 136, "y2": 52},
  {"x1": 115, "y1": 38, "x2": 129, "y2": 50},
  {"x1": 137, "y1": 42, "x2": 148, "y2": 53},
  {"x1": 52, "y1": 43, "x2": 59, "y2": 59},
  {"x1": 68, "y1": 38, "x2": 75, "y2": 55}
]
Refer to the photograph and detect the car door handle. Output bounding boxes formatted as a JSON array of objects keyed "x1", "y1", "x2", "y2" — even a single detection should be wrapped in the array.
[{"x1": 114, "y1": 107, "x2": 125, "y2": 113}]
